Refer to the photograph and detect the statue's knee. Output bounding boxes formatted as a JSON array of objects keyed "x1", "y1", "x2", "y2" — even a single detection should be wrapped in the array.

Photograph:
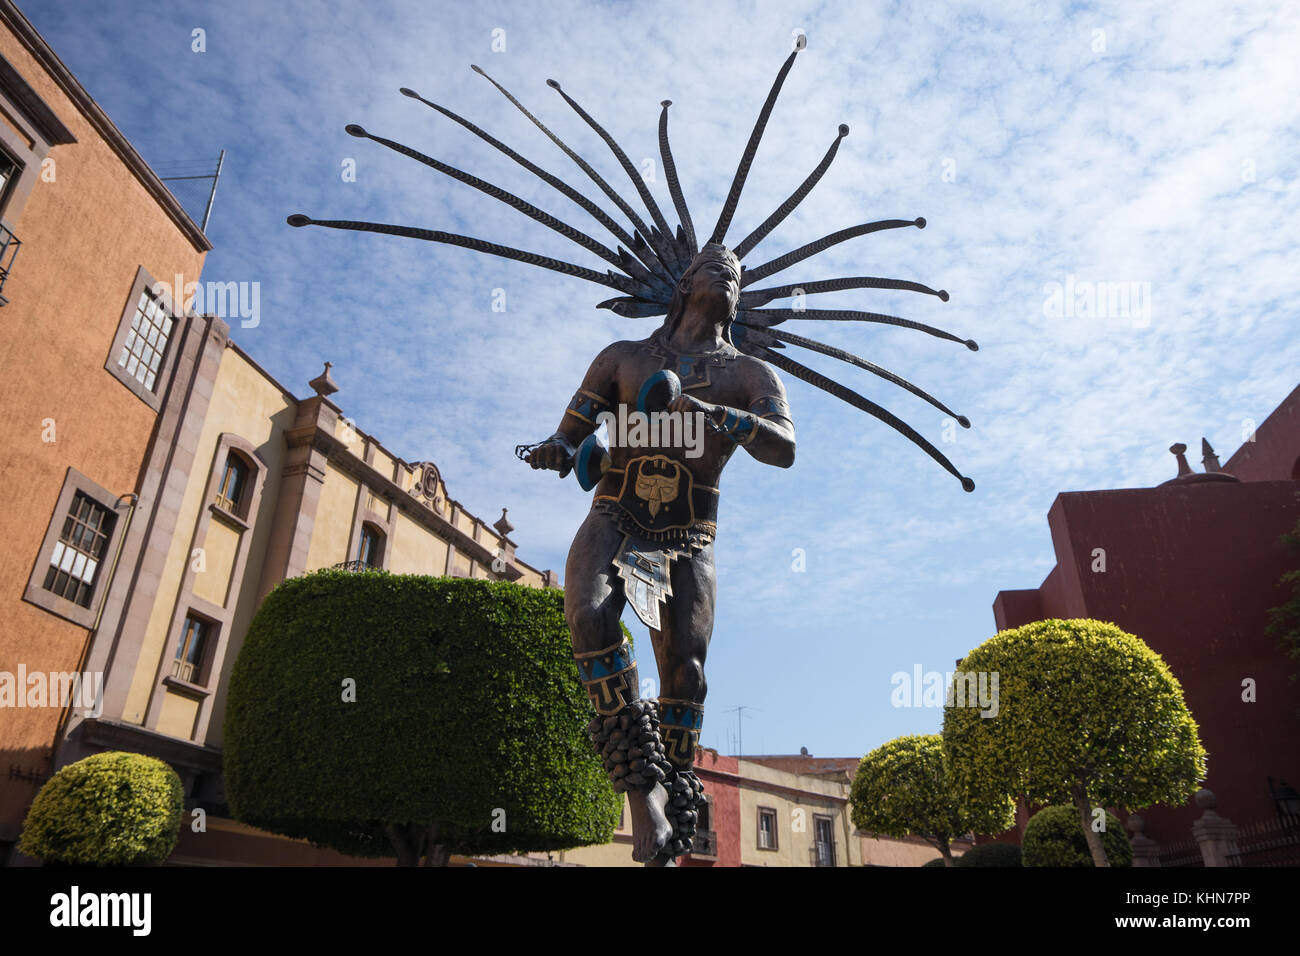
[
  {"x1": 566, "y1": 602, "x2": 618, "y2": 644},
  {"x1": 673, "y1": 659, "x2": 706, "y2": 701}
]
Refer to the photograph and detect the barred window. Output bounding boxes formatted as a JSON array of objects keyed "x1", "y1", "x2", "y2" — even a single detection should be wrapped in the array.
[
  {"x1": 116, "y1": 287, "x2": 174, "y2": 393},
  {"x1": 43, "y1": 492, "x2": 114, "y2": 608}
]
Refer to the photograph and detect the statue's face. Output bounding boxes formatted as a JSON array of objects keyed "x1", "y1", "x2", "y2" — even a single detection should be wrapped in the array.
[{"x1": 685, "y1": 256, "x2": 741, "y2": 318}]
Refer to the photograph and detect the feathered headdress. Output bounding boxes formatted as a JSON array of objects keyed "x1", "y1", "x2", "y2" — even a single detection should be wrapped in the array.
[{"x1": 288, "y1": 42, "x2": 977, "y2": 491}]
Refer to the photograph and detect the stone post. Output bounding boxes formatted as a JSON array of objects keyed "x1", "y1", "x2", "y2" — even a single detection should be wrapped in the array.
[
  {"x1": 1191, "y1": 789, "x2": 1240, "y2": 867},
  {"x1": 1126, "y1": 814, "x2": 1161, "y2": 867}
]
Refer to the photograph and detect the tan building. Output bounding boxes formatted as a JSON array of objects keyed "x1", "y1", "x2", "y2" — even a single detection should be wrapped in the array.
[
  {"x1": 737, "y1": 757, "x2": 863, "y2": 866},
  {"x1": 45, "y1": 339, "x2": 555, "y2": 865},
  {"x1": 0, "y1": 0, "x2": 210, "y2": 850}
]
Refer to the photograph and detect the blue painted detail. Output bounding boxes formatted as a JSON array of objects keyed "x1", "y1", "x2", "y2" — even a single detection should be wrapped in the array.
[
  {"x1": 660, "y1": 704, "x2": 704, "y2": 730},
  {"x1": 583, "y1": 643, "x2": 635, "y2": 678},
  {"x1": 636, "y1": 369, "x2": 682, "y2": 415},
  {"x1": 575, "y1": 432, "x2": 611, "y2": 491}
]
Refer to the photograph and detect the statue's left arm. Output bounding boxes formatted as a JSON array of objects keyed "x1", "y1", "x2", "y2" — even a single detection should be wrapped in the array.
[{"x1": 670, "y1": 360, "x2": 795, "y2": 468}]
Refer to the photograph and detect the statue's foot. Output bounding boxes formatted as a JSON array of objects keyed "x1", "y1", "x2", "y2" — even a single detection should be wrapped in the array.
[{"x1": 629, "y1": 782, "x2": 673, "y2": 862}]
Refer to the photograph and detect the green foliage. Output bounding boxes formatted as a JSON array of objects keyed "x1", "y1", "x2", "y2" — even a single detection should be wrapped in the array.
[
  {"x1": 944, "y1": 619, "x2": 1206, "y2": 814},
  {"x1": 954, "y1": 842, "x2": 1023, "y2": 867},
  {"x1": 921, "y1": 856, "x2": 946, "y2": 867},
  {"x1": 1022, "y1": 805, "x2": 1131, "y2": 867},
  {"x1": 223, "y1": 570, "x2": 621, "y2": 858},
  {"x1": 19, "y1": 751, "x2": 183, "y2": 865},
  {"x1": 850, "y1": 734, "x2": 1014, "y2": 851},
  {"x1": 1266, "y1": 516, "x2": 1300, "y2": 705}
]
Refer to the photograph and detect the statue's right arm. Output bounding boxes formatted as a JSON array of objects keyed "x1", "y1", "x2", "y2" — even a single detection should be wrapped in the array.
[{"x1": 524, "y1": 344, "x2": 621, "y2": 473}]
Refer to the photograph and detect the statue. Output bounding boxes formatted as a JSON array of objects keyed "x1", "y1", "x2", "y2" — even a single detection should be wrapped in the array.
[{"x1": 289, "y1": 39, "x2": 977, "y2": 866}]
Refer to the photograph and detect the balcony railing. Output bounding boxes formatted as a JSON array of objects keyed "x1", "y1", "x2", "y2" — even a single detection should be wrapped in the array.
[
  {"x1": 332, "y1": 560, "x2": 385, "y2": 572},
  {"x1": 0, "y1": 222, "x2": 19, "y2": 306}
]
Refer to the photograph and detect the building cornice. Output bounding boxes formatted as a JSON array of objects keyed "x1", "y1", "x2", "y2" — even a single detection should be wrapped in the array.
[{"x1": 0, "y1": 0, "x2": 212, "y2": 252}]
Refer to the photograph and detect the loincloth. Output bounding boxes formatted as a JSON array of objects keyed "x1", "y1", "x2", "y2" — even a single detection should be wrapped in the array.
[{"x1": 591, "y1": 501, "x2": 714, "y2": 633}]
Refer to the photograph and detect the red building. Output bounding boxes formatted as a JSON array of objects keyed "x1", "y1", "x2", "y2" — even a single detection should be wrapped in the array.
[{"x1": 993, "y1": 382, "x2": 1300, "y2": 842}]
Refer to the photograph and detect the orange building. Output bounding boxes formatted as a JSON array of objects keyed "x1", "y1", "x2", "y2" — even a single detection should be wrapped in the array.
[{"x1": 0, "y1": 0, "x2": 209, "y2": 847}]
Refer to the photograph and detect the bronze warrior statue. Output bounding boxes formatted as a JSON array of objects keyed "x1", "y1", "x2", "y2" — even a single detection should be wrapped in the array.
[{"x1": 290, "y1": 40, "x2": 977, "y2": 866}]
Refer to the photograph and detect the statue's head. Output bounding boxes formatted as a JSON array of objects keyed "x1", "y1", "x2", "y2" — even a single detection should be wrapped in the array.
[{"x1": 664, "y1": 243, "x2": 742, "y2": 344}]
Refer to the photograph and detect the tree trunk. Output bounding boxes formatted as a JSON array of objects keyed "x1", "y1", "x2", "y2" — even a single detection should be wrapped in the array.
[
  {"x1": 1072, "y1": 783, "x2": 1110, "y2": 867},
  {"x1": 384, "y1": 823, "x2": 418, "y2": 867},
  {"x1": 938, "y1": 836, "x2": 955, "y2": 867},
  {"x1": 422, "y1": 823, "x2": 451, "y2": 867}
]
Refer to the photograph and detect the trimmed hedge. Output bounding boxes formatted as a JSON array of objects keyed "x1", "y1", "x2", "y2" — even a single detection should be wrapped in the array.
[
  {"x1": 223, "y1": 570, "x2": 622, "y2": 858},
  {"x1": 1023, "y1": 805, "x2": 1132, "y2": 867},
  {"x1": 19, "y1": 751, "x2": 183, "y2": 865},
  {"x1": 954, "y1": 842, "x2": 1022, "y2": 867},
  {"x1": 922, "y1": 857, "x2": 946, "y2": 867}
]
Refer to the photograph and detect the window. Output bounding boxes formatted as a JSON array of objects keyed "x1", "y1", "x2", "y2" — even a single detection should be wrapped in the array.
[
  {"x1": 42, "y1": 491, "x2": 115, "y2": 608},
  {"x1": 106, "y1": 267, "x2": 186, "y2": 412},
  {"x1": 758, "y1": 807, "x2": 778, "y2": 850},
  {"x1": 0, "y1": 146, "x2": 20, "y2": 218},
  {"x1": 214, "y1": 454, "x2": 248, "y2": 515},
  {"x1": 358, "y1": 525, "x2": 384, "y2": 568},
  {"x1": 116, "y1": 286, "x2": 174, "y2": 393},
  {"x1": 173, "y1": 615, "x2": 209, "y2": 683},
  {"x1": 814, "y1": 815, "x2": 836, "y2": 867},
  {"x1": 697, "y1": 797, "x2": 711, "y2": 832}
]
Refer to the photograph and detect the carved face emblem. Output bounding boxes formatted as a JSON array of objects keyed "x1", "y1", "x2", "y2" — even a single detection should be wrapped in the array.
[{"x1": 634, "y1": 460, "x2": 680, "y2": 517}]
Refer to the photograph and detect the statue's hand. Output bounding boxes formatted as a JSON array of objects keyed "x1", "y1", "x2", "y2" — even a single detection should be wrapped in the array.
[
  {"x1": 667, "y1": 394, "x2": 718, "y2": 419},
  {"x1": 524, "y1": 437, "x2": 573, "y2": 474}
]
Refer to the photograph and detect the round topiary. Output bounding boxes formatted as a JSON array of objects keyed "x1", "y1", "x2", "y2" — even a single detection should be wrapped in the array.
[
  {"x1": 1022, "y1": 805, "x2": 1132, "y2": 867},
  {"x1": 954, "y1": 842, "x2": 1022, "y2": 867},
  {"x1": 922, "y1": 857, "x2": 947, "y2": 867},
  {"x1": 19, "y1": 751, "x2": 183, "y2": 865},
  {"x1": 223, "y1": 570, "x2": 623, "y2": 863}
]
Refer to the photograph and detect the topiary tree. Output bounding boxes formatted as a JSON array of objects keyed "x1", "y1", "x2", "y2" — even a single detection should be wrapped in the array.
[
  {"x1": 850, "y1": 734, "x2": 1015, "y2": 867},
  {"x1": 921, "y1": 856, "x2": 946, "y2": 867},
  {"x1": 953, "y1": 842, "x2": 1022, "y2": 867},
  {"x1": 944, "y1": 618, "x2": 1206, "y2": 867},
  {"x1": 1022, "y1": 805, "x2": 1131, "y2": 867},
  {"x1": 224, "y1": 570, "x2": 622, "y2": 865},
  {"x1": 19, "y1": 751, "x2": 183, "y2": 865}
]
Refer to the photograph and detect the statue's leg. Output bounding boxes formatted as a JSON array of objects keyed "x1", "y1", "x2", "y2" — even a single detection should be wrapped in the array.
[
  {"x1": 564, "y1": 509, "x2": 673, "y2": 863},
  {"x1": 649, "y1": 541, "x2": 716, "y2": 861}
]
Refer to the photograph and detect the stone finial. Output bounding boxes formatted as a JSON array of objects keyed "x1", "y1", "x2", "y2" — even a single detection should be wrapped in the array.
[
  {"x1": 1201, "y1": 438, "x2": 1222, "y2": 473},
  {"x1": 1194, "y1": 788, "x2": 1216, "y2": 811},
  {"x1": 493, "y1": 507, "x2": 514, "y2": 538},
  {"x1": 1125, "y1": 814, "x2": 1145, "y2": 835},
  {"x1": 1170, "y1": 442, "x2": 1192, "y2": 477},
  {"x1": 309, "y1": 361, "x2": 339, "y2": 397}
]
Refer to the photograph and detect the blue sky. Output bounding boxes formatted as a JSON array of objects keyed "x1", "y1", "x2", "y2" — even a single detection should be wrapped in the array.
[{"x1": 29, "y1": 0, "x2": 1300, "y2": 758}]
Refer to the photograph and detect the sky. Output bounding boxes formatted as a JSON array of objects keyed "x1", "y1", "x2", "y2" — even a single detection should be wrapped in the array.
[{"x1": 26, "y1": 0, "x2": 1300, "y2": 759}]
